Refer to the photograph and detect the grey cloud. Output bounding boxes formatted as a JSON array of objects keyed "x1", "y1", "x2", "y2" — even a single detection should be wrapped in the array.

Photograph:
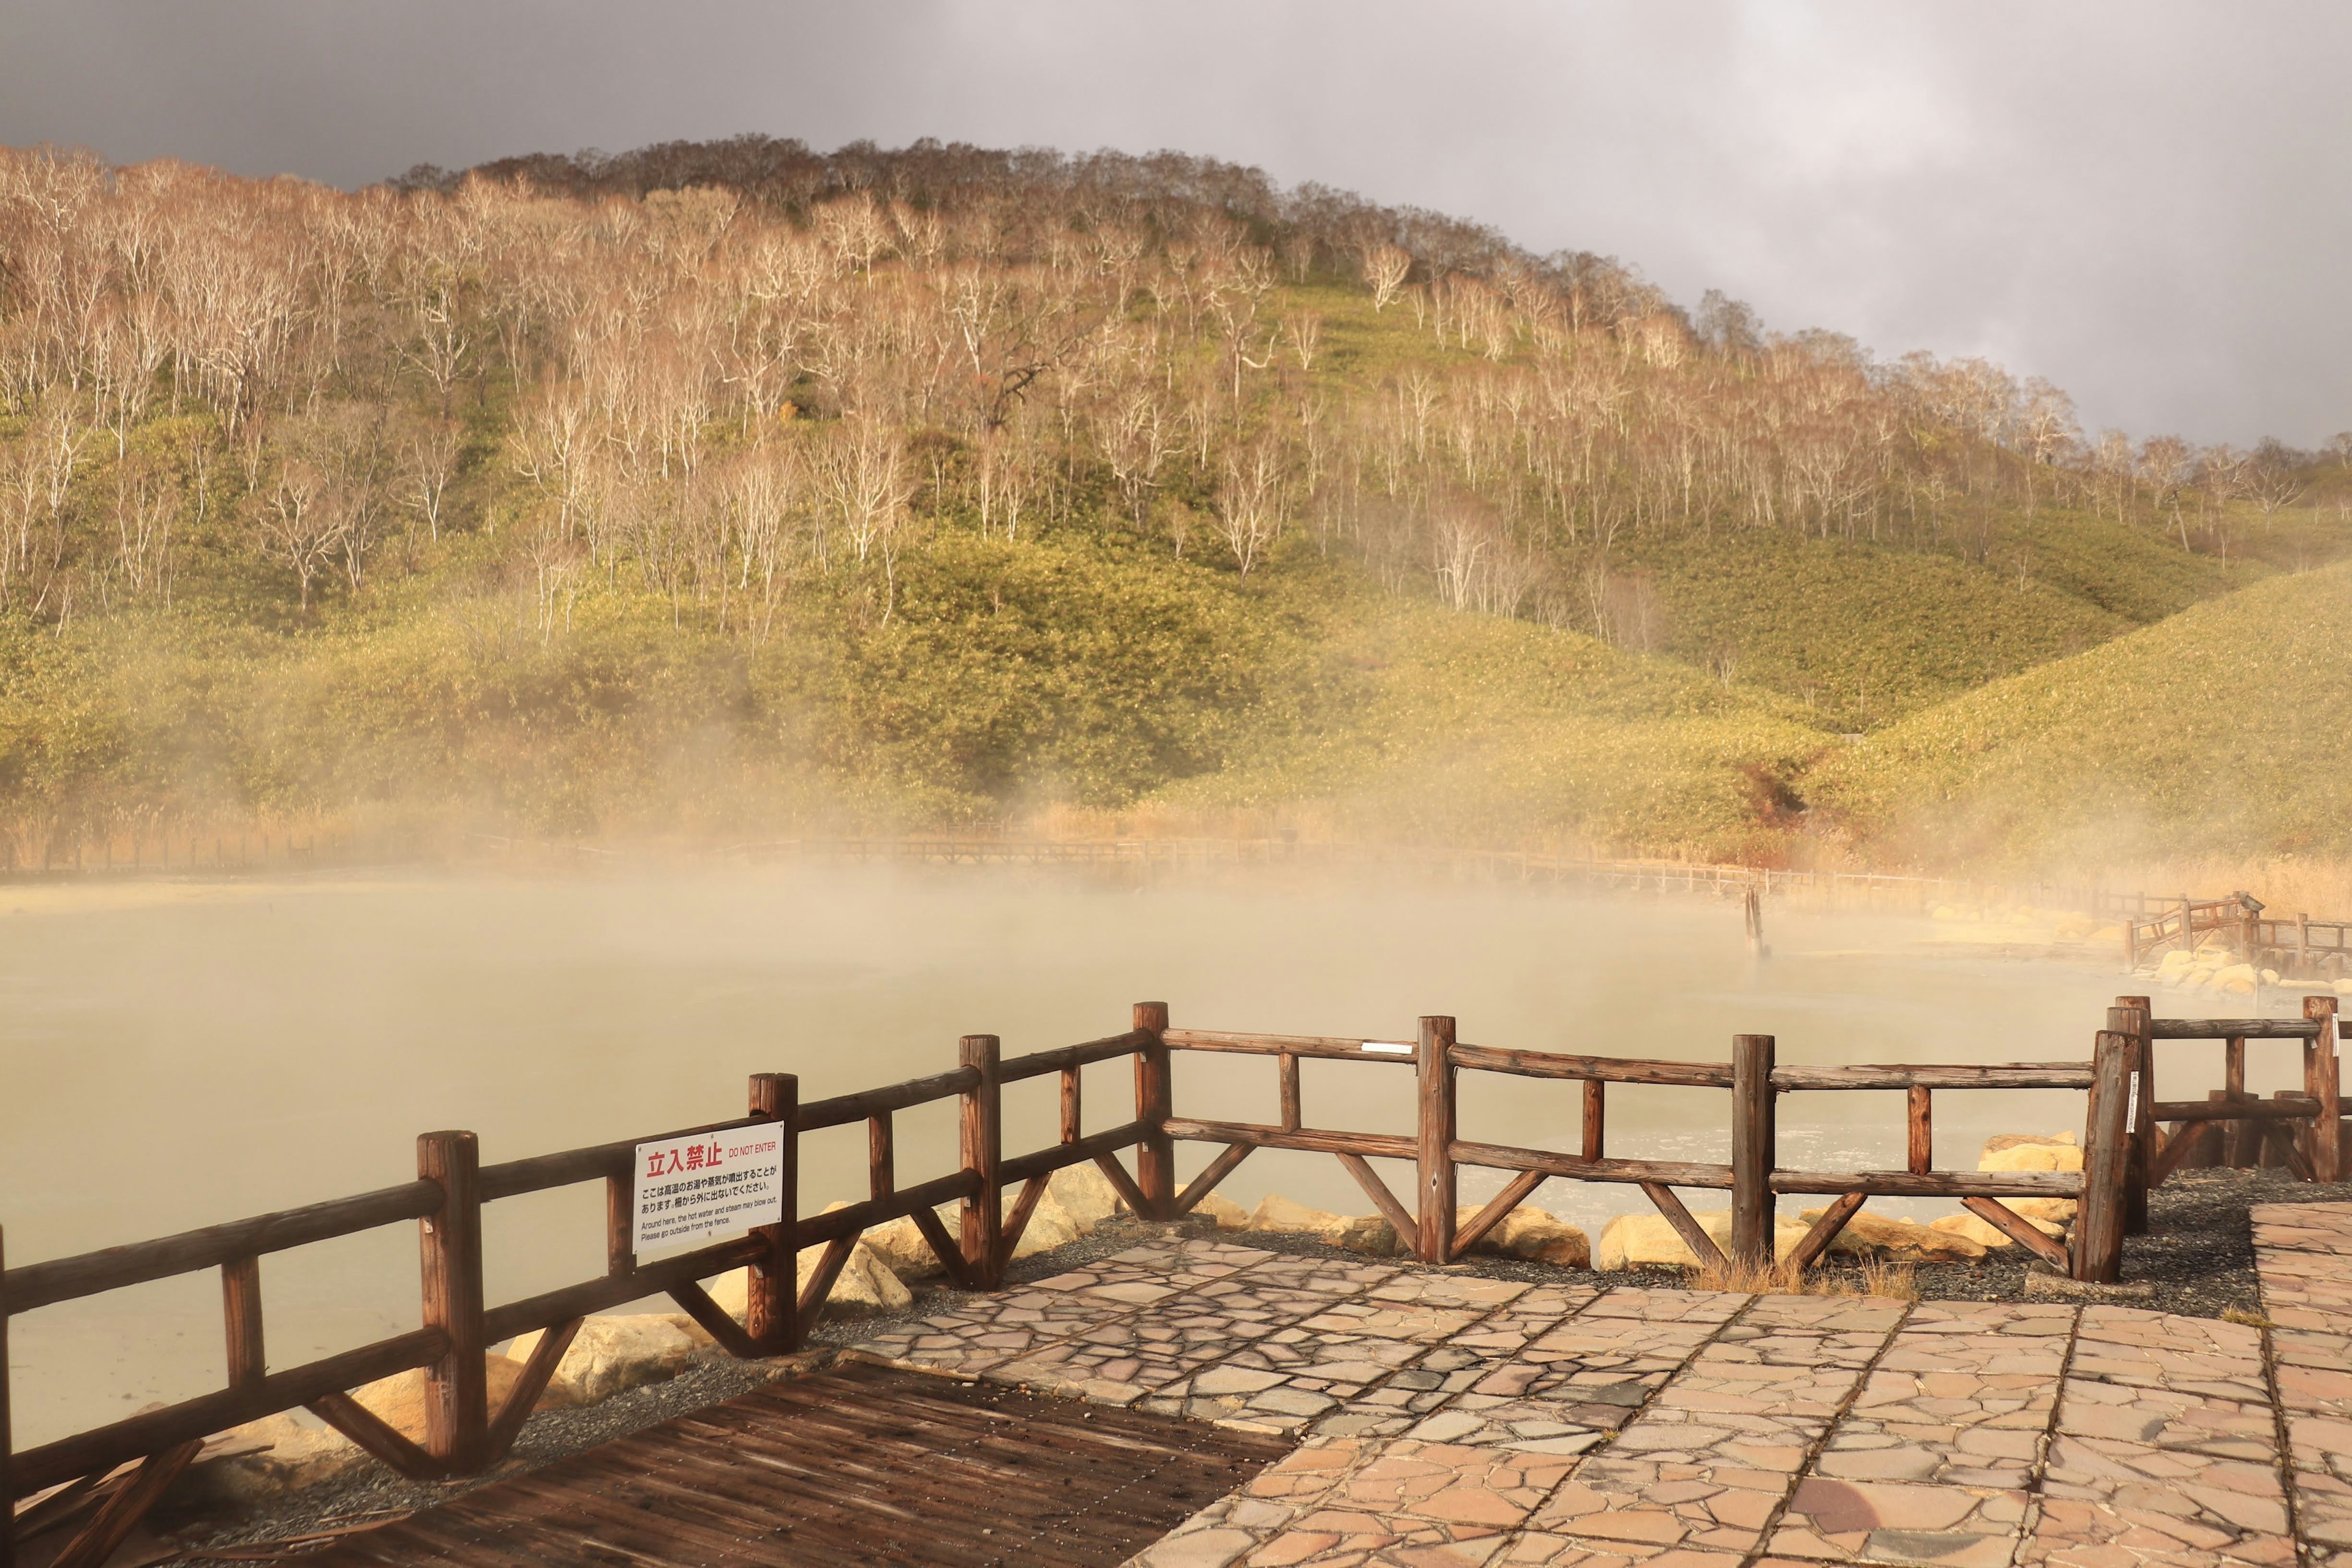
[{"x1": 1, "y1": 1, "x2": 2345, "y2": 443}]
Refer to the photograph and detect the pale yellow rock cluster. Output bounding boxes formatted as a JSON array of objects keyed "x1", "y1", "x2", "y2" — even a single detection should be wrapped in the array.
[{"x1": 1594, "y1": 1131, "x2": 2079, "y2": 1268}]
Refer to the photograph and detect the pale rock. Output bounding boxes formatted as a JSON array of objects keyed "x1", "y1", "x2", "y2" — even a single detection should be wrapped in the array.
[
  {"x1": 1330, "y1": 1215, "x2": 1402, "y2": 1256},
  {"x1": 1047, "y1": 1163, "x2": 1125, "y2": 1230},
  {"x1": 1798, "y1": 1207, "x2": 1986, "y2": 1263},
  {"x1": 1978, "y1": 1136, "x2": 2084, "y2": 1173},
  {"x1": 1455, "y1": 1206, "x2": 1591, "y2": 1268},
  {"x1": 508, "y1": 1315, "x2": 702, "y2": 1406},
  {"x1": 706, "y1": 1267, "x2": 749, "y2": 1318},
  {"x1": 862, "y1": 1212, "x2": 954, "y2": 1280},
  {"x1": 2009, "y1": 1196, "x2": 2077, "y2": 1223},
  {"x1": 175, "y1": 1413, "x2": 368, "y2": 1505},
  {"x1": 809, "y1": 1240, "x2": 916, "y2": 1314},
  {"x1": 1190, "y1": 1193, "x2": 1250, "y2": 1230},
  {"x1": 1931, "y1": 1211, "x2": 2065, "y2": 1250},
  {"x1": 2214, "y1": 963, "x2": 2259, "y2": 996},
  {"x1": 1594, "y1": 1209, "x2": 1808, "y2": 1269},
  {"x1": 1010, "y1": 1191, "x2": 1082, "y2": 1259},
  {"x1": 1247, "y1": 1193, "x2": 1347, "y2": 1235}
]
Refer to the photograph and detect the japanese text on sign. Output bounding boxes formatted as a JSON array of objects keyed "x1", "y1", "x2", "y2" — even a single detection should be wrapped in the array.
[{"x1": 630, "y1": 1127, "x2": 785, "y2": 1259}]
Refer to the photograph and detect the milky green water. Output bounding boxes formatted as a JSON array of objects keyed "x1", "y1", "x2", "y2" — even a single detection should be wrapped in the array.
[{"x1": 0, "y1": 865, "x2": 2298, "y2": 1446}]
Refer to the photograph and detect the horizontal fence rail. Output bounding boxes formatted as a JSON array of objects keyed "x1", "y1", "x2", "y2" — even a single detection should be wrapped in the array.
[{"x1": 7, "y1": 992, "x2": 2342, "y2": 1567}]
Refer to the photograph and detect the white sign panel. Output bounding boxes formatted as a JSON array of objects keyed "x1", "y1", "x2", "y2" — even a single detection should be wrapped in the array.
[{"x1": 631, "y1": 1126, "x2": 785, "y2": 1258}]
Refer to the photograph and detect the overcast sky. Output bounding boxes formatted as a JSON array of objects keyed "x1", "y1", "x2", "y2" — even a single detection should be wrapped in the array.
[{"x1": 2, "y1": 2, "x2": 2343, "y2": 447}]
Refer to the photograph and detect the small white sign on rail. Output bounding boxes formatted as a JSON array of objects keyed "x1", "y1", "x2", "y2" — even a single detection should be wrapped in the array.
[
  {"x1": 631, "y1": 1126, "x2": 786, "y2": 1259},
  {"x1": 1360, "y1": 1040, "x2": 1414, "y2": 1056}
]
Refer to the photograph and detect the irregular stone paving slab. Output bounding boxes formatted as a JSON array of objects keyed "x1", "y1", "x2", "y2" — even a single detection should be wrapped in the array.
[
  {"x1": 1815, "y1": 1302, "x2": 2073, "y2": 1490},
  {"x1": 1233, "y1": 1251, "x2": 1409, "y2": 1296},
  {"x1": 2029, "y1": 1434, "x2": 2291, "y2": 1567},
  {"x1": 2017, "y1": 1491, "x2": 2296, "y2": 1568},
  {"x1": 2016, "y1": 1302, "x2": 2291, "y2": 1568},
  {"x1": 851, "y1": 1235, "x2": 1269, "y2": 1373},
  {"x1": 1768, "y1": 1476, "x2": 2029, "y2": 1568},
  {"x1": 1300, "y1": 1289, "x2": 1599, "y2": 1445},
  {"x1": 2066, "y1": 1308, "x2": 2271, "y2": 1404},
  {"x1": 1579, "y1": 1287, "x2": 1750, "y2": 1325},
  {"x1": 1297, "y1": 1274, "x2": 1532, "y2": 1343},
  {"x1": 846, "y1": 1285, "x2": 1156, "y2": 1374},
  {"x1": 2250, "y1": 1205, "x2": 2352, "y2": 1254},
  {"x1": 1709, "y1": 1295, "x2": 1910, "y2": 1370},
  {"x1": 1150, "y1": 1329, "x2": 1436, "y2": 1431},
  {"x1": 1128, "y1": 1436, "x2": 1577, "y2": 1568},
  {"x1": 984, "y1": 1311, "x2": 1278, "y2": 1406},
  {"x1": 1495, "y1": 1536, "x2": 1743, "y2": 1567},
  {"x1": 987, "y1": 1262, "x2": 1401, "y2": 1405},
  {"x1": 2252, "y1": 1203, "x2": 2352, "y2": 1334},
  {"x1": 1396, "y1": 1297, "x2": 1728, "y2": 1455},
  {"x1": 2274, "y1": 1325, "x2": 2352, "y2": 1564},
  {"x1": 1525, "y1": 1310, "x2": 1902, "y2": 1560}
]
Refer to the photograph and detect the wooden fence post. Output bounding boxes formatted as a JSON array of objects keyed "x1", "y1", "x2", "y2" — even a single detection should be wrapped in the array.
[
  {"x1": 1415, "y1": 1017, "x2": 1457, "y2": 1266},
  {"x1": 222, "y1": 1256, "x2": 265, "y2": 1395},
  {"x1": 1133, "y1": 1002, "x2": 1175, "y2": 1220},
  {"x1": 2075, "y1": 1031, "x2": 2131, "y2": 1283},
  {"x1": 2, "y1": 1224, "x2": 14, "y2": 1568},
  {"x1": 2112, "y1": 998, "x2": 2153, "y2": 1234},
  {"x1": 1906, "y1": 1086, "x2": 1932, "y2": 1175},
  {"x1": 416, "y1": 1131, "x2": 487, "y2": 1475},
  {"x1": 748, "y1": 1073, "x2": 799, "y2": 1352},
  {"x1": 1730, "y1": 1035, "x2": 1777, "y2": 1270},
  {"x1": 2306, "y1": 995, "x2": 2341, "y2": 1184},
  {"x1": 959, "y1": 1035, "x2": 1004, "y2": 1288}
]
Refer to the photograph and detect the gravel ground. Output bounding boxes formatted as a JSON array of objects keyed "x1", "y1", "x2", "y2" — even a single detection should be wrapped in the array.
[{"x1": 145, "y1": 1170, "x2": 2350, "y2": 1561}]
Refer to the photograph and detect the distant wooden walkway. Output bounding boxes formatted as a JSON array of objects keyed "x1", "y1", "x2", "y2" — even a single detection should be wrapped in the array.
[{"x1": 300, "y1": 1363, "x2": 1291, "y2": 1567}]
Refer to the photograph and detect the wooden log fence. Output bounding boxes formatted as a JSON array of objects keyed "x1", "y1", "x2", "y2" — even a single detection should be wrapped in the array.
[
  {"x1": 7, "y1": 995, "x2": 2339, "y2": 1562},
  {"x1": 2124, "y1": 993, "x2": 2342, "y2": 1192}
]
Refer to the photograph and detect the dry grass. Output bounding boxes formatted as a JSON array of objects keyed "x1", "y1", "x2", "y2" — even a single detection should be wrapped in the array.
[{"x1": 1689, "y1": 1252, "x2": 1919, "y2": 1300}]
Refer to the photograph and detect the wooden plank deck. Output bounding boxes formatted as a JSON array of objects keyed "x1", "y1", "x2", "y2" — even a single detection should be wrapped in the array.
[{"x1": 298, "y1": 1362, "x2": 1293, "y2": 1567}]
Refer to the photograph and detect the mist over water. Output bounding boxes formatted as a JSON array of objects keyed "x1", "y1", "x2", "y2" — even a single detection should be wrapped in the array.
[{"x1": 0, "y1": 864, "x2": 2298, "y2": 1444}]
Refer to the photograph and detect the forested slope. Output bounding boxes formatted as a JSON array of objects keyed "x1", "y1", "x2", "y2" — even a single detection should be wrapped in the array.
[{"x1": 0, "y1": 136, "x2": 2341, "y2": 862}]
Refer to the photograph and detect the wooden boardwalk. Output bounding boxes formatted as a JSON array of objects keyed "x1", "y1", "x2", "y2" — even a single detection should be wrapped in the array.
[{"x1": 300, "y1": 1362, "x2": 1292, "y2": 1567}]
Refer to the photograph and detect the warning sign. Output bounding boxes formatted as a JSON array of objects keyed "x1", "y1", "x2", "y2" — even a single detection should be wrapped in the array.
[{"x1": 631, "y1": 1126, "x2": 785, "y2": 1259}]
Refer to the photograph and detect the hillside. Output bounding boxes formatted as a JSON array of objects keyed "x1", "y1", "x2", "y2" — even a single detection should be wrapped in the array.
[
  {"x1": 1, "y1": 135, "x2": 2345, "y2": 865},
  {"x1": 1809, "y1": 561, "x2": 2352, "y2": 865}
]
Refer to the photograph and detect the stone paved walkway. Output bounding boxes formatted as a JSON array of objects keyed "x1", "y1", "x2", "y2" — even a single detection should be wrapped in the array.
[{"x1": 838, "y1": 1203, "x2": 2352, "y2": 1568}]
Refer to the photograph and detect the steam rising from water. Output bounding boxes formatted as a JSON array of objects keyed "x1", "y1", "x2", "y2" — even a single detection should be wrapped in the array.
[{"x1": 0, "y1": 865, "x2": 2292, "y2": 1442}]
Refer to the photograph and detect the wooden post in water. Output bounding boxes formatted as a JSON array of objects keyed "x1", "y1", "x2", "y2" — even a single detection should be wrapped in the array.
[
  {"x1": 960, "y1": 1035, "x2": 1004, "y2": 1287},
  {"x1": 1730, "y1": 1035, "x2": 1777, "y2": 1270},
  {"x1": 2075, "y1": 1031, "x2": 2131, "y2": 1283},
  {"x1": 1415, "y1": 1017, "x2": 1457, "y2": 1266},
  {"x1": 1133, "y1": 1003, "x2": 1175, "y2": 1220},
  {"x1": 748, "y1": 1073, "x2": 798, "y2": 1352},
  {"x1": 2112, "y1": 999, "x2": 2153, "y2": 1234},
  {"x1": 1744, "y1": 887, "x2": 1765, "y2": 957},
  {"x1": 2306, "y1": 995, "x2": 2341, "y2": 1183},
  {"x1": 416, "y1": 1131, "x2": 488, "y2": 1475}
]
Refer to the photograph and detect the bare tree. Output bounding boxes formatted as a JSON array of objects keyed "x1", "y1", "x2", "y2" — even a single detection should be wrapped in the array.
[
  {"x1": 1361, "y1": 243, "x2": 1411, "y2": 312},
  {"x1": 403, "y1": 419, "x2": 461, "y2": 544},
  {"x1": 1216, "y1": 437, "x2": 1287, "y2": 575}
]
